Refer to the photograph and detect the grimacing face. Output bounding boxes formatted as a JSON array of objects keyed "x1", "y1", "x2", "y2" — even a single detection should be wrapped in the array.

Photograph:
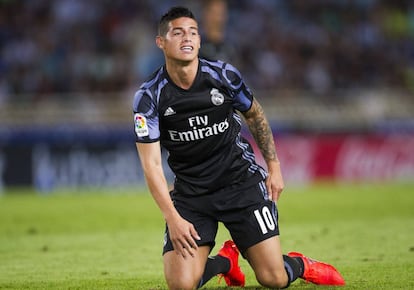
[{"x1": 156, "y1": 17, "x2": 201, "y2": 63}]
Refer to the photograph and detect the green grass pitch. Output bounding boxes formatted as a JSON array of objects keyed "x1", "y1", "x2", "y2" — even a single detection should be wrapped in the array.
[{"x1": 0, "y1": 182, "x2": 413, "y2": 289}]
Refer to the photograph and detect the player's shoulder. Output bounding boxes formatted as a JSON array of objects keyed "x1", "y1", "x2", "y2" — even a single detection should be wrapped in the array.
[
  {"x1": 133, "y1": 66, "x2": 167, "y2": 105},
  {"x1": 137, "y1": 66, "x2": 166, "y2": 94},
  {"x1": 200, "y1": 58, "x2": 236, "y2": 72},
  {"x1": 199, "y1": 58, "x2": 243, "y2": 86}
]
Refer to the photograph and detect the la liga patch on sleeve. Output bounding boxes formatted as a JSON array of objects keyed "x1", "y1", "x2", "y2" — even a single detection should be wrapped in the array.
[{"x1": 134, "y1": 113, "x2": 149, "y2": 137}]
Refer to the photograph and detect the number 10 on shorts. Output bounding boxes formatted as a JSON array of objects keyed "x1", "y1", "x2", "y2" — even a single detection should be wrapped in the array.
[{"x1": 254, "y1": 206, "x2": 276, "y2": 234}]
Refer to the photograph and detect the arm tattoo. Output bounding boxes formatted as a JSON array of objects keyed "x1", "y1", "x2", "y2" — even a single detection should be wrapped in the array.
[{"x1": 243, "y1": 99, "x2": 278, "y2": 162}]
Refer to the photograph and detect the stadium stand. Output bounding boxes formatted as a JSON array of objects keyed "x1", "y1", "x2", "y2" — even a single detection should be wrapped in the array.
[
  {"x1": 1, "y1": 0, "x2": 414, "y2": 97},
  {"x1": 0, "y1": 0, "x2": 413, "y2": 189}
]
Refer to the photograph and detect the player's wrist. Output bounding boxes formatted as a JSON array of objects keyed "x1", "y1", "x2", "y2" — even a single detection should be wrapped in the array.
[
  {"x1": 163, "y1": 209, "x2": 182, "y2": 223},
  {"x1": 267, "y1": 158, "x2": 281, "y2": 166},
  {"x1": 267, "y1": 159, "x2": 281, "y2": 173}
]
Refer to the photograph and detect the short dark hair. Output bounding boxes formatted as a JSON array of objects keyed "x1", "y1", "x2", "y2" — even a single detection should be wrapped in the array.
[{"x1": 158, "y1": 6, "x2": 196, "y2": 36}]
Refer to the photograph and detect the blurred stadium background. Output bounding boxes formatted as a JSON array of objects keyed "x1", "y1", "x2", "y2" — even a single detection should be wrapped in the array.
[{"x1": 0, "y1": 0, "x2": 413, "y2": 193}]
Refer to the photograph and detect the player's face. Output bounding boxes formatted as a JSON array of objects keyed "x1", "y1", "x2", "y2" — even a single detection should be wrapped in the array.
[{"x1": 157, "y1": 17, "x2": 200, "y2": 63}]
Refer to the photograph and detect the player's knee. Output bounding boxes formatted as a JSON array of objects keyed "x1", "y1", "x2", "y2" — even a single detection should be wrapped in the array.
[
  {"x1": 166, "y1": 276, "x2": 199, "y2": 290},
  {"x1": 255, "y1": 269, "x2": 289, "y2": 289}
]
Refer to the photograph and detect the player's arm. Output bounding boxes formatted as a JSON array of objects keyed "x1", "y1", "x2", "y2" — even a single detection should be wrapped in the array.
[
  {"x1": 241, "y1": 98, "x2": 284, "y2": 201},
  {"x1": 135, "y1": 142, "x2": 200, "y2": 257}
]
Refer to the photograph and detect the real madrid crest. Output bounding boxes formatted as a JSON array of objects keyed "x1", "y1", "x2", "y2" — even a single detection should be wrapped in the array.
[{"x1": 210, "y1": 88, "x2": 224, "y2": 106}]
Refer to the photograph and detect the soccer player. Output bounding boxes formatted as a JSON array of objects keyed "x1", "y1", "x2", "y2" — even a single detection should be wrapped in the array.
[{"x1": 133, "y1": 6, "x2": 345, "y2": 290}]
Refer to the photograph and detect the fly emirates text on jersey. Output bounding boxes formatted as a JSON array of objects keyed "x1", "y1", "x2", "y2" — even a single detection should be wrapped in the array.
[{"x1": 168, "y1": 115, "x2": 229, "y2": 142}]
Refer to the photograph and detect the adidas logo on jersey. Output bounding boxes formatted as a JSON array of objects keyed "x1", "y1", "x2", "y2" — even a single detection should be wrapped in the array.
[{"x1": 164, "y1": 107, "x2": 176, "y2": 116}]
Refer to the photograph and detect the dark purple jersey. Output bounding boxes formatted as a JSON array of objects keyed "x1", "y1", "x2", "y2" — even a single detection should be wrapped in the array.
[{"x1": 133, "y1": 58, "x2": 266, "y2": 195}]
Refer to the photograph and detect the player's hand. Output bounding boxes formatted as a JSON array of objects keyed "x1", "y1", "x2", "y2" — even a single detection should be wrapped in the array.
[
  {"x1": 266, "y1": 160, "x2": 284, "y2": 201},
  {"x1": 167, "y1": 215, "x2": 201, "y2": 258}
]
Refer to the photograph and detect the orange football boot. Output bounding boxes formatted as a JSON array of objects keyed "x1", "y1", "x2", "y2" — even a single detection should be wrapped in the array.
[
  {"x1": 217, "y1": 240, "x2": 245, "y2": 287},
  {"x1": 288, "y1": 252, "x2": 345, "y2": 286}
]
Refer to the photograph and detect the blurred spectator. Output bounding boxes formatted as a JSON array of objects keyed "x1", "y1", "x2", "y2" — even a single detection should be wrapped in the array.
[
  {"x1": 199, "y1": 0, "x2": 237, "y2": 64},
  {"x1": 1, "y1": 0, "x2": 414, "y2": 100}
]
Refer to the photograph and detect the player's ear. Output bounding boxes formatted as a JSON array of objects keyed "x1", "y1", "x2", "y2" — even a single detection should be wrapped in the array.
[{"x1": 156, "y1": 36, "x2": 163, "y2": 49}]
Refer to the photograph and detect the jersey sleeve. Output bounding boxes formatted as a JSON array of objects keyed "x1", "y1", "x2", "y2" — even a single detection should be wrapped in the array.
[
  {"x1": 222, "y1": 62, "x2": 254, "y2": 112},
  {"x1": 132, "y1": 88, "x2": 160, "y2": 143}
]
